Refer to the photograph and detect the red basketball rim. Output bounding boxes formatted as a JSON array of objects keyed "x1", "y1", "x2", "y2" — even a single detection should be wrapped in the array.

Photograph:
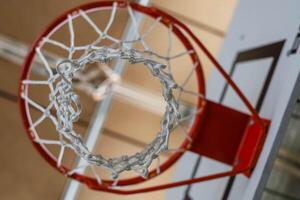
[{"x1": 18, "y1": 0, "x2": 206, "y2": 188}]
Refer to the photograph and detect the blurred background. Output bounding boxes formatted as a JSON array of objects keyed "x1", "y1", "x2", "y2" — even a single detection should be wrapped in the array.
[
  {"x1": 0, "y1": 0, "x2": 299, "y2": 200},
  {"x1": 0, "y1": 0, "x2": 236, "y2": 199}
]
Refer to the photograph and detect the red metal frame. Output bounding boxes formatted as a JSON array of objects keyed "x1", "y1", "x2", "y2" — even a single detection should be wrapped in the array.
[{"x1": 18, "y1": 0, "x2": 270, "y2": 194}]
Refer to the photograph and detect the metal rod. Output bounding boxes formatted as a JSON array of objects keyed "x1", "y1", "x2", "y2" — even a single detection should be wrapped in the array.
[{"x1": 0, "y1": 33, "x2": 169, "y2": 115}]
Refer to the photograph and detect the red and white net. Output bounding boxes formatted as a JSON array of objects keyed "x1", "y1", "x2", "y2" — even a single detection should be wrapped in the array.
[{"x1": 20, "y1": 2, "x2": 205, "y2": 186}]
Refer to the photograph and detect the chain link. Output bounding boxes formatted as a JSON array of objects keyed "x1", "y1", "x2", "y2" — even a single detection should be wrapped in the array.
[{"x1": 52, "y1": 46, "x2": 180, "y2": 179}]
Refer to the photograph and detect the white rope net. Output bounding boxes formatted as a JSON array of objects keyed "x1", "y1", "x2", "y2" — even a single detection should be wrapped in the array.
[{"x1": 21, "y1": 3, "x2": 205, "y2": 184}]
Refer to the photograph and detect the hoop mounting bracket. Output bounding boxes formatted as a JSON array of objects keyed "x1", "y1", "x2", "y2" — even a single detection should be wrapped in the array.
[{"x1": 190, "y1": 100, "x2": 270, "y2": 177}]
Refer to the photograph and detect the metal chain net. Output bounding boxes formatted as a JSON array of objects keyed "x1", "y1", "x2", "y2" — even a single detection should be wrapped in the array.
[{"x1": 54, "y1": 47, "x2": 180, "y2": 179}]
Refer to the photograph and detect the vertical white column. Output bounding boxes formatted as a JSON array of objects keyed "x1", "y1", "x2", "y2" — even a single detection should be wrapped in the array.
[{"x1": 60, "y1": 0, "x2": 150, "y2": 199}]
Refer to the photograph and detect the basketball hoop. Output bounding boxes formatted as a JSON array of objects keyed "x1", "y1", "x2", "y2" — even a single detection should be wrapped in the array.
[{"x1": 19, "y1": 0, "x2": 269, "y2": 194}]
